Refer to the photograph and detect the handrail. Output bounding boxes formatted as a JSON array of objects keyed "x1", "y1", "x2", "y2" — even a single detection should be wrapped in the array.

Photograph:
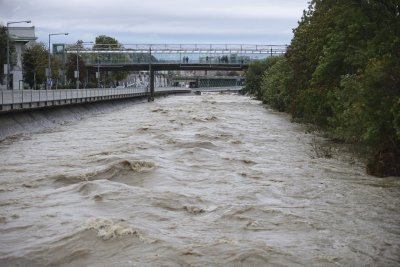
[
  {"x1": 62, "y1": 43, "x2": 286, "y2": 66},
  {"x1": 0, "y1": 87, "x2": 191, "y2": 106}
]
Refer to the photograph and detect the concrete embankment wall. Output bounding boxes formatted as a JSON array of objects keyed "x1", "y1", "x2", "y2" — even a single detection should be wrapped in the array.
[
  {"x1": 0, "y1": 88, "x2": 193, "y2": 141},
  {"x1": 0, "y1": 97, "x2": 150, "y2": 141}
]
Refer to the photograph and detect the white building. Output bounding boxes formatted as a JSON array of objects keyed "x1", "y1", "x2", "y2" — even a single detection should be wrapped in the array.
[{"x1": 7, "y1": 26, "x2": 37, "y2": 90}]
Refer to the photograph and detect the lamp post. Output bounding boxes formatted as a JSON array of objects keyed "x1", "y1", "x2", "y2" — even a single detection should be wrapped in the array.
[
  {"x1": 48, "y1": 32, "x2": 68, "y2": 89},
  {"x1": 6, "y1": 20, "x2": 31, "y2": 90},
  {"x1": 75, "y1": 41, "x2": 93, "y2": 89},
  {"x1": 97, "y1": 52, "x2": 100, "y2": 88}
]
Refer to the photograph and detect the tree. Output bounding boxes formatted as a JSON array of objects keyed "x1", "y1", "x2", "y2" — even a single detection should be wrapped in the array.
[
  {"x1": 0, "y1": 25, "x2": 16, "y2": 84},
  {"x1": 22, "y1": 43, "x2": 54, "y2": 89},
  {"x1": 261, "y1": 56, "x2": 293, "y2": 112},
  {"x1": 269, "y1": 0, "x2": 400, "y2": 176},
  {"x1": 65, "y1": 43, "x2": 88, "y2": 88},
  {"x1": 94, "y1": 35, "x2": 129, "y2": 86},
  {"x1": 243, "y1": 58, "x2": 278, "y2": 99}
]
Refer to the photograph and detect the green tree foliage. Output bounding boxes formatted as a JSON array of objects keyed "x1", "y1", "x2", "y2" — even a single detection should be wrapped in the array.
[
  {"x1": 245, "y1": 0, "x2": 400, "y2": 176},
  {"x1": 243, "y1": 58, "x2": 277, "y2": 99},
  {"x1": 94, "y1": 35, "x2": 121, "y2": 66},
  {"x1": 95, "y1": 35, "x2": 120, "y2": 49},
  {"x1": 0, "y1": 25, "x2": 7, "y2": 84},
  {"x1": 94, "y1": 35, "x2": 129, "y2": 85},
  {"x1": 22, "y1": 43, "x2": 58, "y2": 89},
  {"x1": 0, "y1": 25, "x2": 16, "y2": 84},
  {"x1": 65, "y1": 52, "x2": 87, "y2": 88},
  {"x1": 261, "y1": 56, "x2": 293, "y2": 112}
]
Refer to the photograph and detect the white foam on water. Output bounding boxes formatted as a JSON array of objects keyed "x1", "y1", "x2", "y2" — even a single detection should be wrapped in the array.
[{"x1": 85, "y1": 218, "x2": 138, "y2": 240}]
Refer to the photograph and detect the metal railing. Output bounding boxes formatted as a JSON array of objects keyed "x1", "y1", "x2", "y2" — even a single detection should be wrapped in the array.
[
  {"x1": 64, "y1": 43, "x2": 287, "y2": 65},
  {"x1": 0, "y1": 87, "x2": 190, "y2": 106},
  {"x1": 67, "y1": 43, "x2": 287, "y2": 52},
  {"x1": 0, "y1": 88, "x2": 142, "y2": 105}
]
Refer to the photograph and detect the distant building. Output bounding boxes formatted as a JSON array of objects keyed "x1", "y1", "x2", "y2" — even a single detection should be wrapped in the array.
[{"x1": 8, "y1": 26, "x2": 37, "y2": 89}]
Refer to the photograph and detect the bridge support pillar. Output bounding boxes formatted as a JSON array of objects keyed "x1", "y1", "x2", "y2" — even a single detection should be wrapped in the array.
[{"x1": 148, "y1": 66, "x2": 155, "y2": 102}]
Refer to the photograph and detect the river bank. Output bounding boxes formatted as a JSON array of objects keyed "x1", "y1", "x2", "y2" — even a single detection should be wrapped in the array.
[{"x1": 0, "y1": 97, "x2": 148, "y2": 141}]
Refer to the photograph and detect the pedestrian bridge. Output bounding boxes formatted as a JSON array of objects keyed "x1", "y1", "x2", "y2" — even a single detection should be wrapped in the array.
[
  {"x1": 59, "y1": 43, "x2": 286, "y2": 101},
  {"x1": 64, "y1": 43, "x2": 287, "y2": 71}
]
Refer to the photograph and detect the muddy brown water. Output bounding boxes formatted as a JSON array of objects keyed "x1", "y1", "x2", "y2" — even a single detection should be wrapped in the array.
[{"x1": 0, "y1": 94, "x2": 399, "y2": 266}]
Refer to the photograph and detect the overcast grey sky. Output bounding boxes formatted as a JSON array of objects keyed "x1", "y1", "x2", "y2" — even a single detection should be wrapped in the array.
[{"x1": 0, "y1": 0, "x2": 309, "y2": 45}]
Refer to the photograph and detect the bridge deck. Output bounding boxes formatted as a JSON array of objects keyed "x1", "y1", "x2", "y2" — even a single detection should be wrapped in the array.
[{"x1": 87, "y1": 63, "x2": 247, "y2": 71}]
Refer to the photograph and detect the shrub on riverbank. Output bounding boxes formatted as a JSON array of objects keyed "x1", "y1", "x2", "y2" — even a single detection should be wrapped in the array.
[{"x1": 244, "y1": 0, "x2": 400, "y2": 177}]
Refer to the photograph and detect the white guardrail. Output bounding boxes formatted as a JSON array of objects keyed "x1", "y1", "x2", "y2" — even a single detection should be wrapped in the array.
[
  {"x1": 0, "y1": 87, "x2": 191, "y2": 106},
  {"x1": 0, "y1": 88, "x2": 145, "y2": 105},
  {"x1": 0, "y1": 87, "x2": 194, "y2": 112}
]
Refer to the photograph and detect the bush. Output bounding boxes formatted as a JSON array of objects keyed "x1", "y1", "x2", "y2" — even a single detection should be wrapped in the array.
[
  {"x1": 243, "y1": 57, "x2": 279, "y2": 99},
  {"x1": 261, "y1": 56, "x2": 293, "y2": 112}
]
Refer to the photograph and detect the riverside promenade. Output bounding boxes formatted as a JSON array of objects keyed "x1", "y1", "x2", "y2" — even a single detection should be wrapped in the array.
[{"x1": 0, "y1": 87, "x2": 190, "y2": 113}]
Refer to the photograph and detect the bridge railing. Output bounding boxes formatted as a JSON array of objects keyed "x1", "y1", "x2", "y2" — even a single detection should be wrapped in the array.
[
  {"x1": 64, "y1": 43, "x2": 287, "y2": 66},
  {"x1": 0, "y1": 87, "x2": 192, "y2": 107},
  {"x1": 0, "y1": 88, "x2": 146, "y2": 105}
]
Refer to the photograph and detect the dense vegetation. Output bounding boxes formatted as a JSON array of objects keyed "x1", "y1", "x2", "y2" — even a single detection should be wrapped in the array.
[
  {"x1": 0, "y1": 25, "x2": 16, "y2": 85},
  {"x1": 244, "y1": 0, "x2": 400, "y2": 177},
  {"x1": 93, "y1": 35, "x2": 130, "y2": 86},
  {"x1": 1, "y1": 29, "x2": 133, "y2": 88},
  {"x1": 22, "y1": 42, "x2": 60, "y2": 89}
]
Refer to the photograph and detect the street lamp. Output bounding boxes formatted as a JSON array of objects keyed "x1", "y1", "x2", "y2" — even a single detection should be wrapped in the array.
[
  {"x1": 6, "y1": 20, "x2": 31, "y2": 90},
  {"x1": 48, "y1": 32, "x2": 68, "y2": 89},
  {"x1": 97, "y1": 52, "x2": 100, "y2": 88},
  {"x1": 75, "y1": 41, "x2": 93, "y2": 89}
]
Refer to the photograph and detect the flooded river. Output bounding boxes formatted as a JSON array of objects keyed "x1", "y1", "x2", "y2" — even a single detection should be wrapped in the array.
[{"x1": 0, "y1": 93, "x2": 399, "y2": 266}]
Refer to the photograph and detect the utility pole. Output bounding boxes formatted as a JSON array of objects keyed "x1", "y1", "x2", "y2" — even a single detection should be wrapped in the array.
[
  {"x1": 48, "y1": 32, "x2": 68, "y2": 90},
  {"x1": 148, "y1": 46, "x2": 154, "y2": 101},
  {"x1": 76, "y1": 41, "x2": 93, "y2": 89}
]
